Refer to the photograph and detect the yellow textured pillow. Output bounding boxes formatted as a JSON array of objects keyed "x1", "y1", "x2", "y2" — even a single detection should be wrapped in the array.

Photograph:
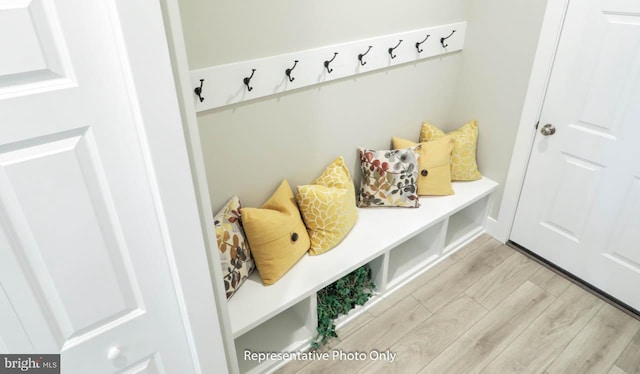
[
  {"x1": 419, "y1": 120, "x2": 481, "y2": 181},
  {"x1": 240, "y1": 180, "x2": 310, "y2": 285},
  {"x1": 392, "y1": 136, "x2": 454, "y2": 196},
  {"x1": 297, "y1": 156, "x2": 358, "y2": 255}
]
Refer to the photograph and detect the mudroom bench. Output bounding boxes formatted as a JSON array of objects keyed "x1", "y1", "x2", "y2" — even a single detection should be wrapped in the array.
[{"x1": 229, "y1": 177, "x2": 498, "y2": 373}]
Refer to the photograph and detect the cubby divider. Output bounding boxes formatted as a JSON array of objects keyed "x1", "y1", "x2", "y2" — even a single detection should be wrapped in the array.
[{"x1": 367, "y1": 254, "x2": 388, "y2": 294}]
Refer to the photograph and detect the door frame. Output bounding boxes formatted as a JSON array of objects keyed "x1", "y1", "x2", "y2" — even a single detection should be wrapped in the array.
[
  {"x1": 493, "y1": 0, "x2": 571, "y2": 243},
  {"x1": 157, "y1": 0, "x2": 240, "y2": 373},
  {"x1": 109, "y1": 0, "x2": 231, "y2": 372}
]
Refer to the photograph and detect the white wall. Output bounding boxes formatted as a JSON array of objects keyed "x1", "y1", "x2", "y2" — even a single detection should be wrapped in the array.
[{"x1": 449, "y1": 0, "x2": 548, "y2": 219}]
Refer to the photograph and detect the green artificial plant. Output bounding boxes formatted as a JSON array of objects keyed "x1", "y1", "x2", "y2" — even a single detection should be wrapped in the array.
[{"x1": 312, "y1": 265, "x2": 376, "y2": 350}]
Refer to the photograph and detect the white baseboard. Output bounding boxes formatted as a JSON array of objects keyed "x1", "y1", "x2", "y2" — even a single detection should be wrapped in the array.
[{"x1": 484, "y1": 216, "x2": 505, "y2": 243}]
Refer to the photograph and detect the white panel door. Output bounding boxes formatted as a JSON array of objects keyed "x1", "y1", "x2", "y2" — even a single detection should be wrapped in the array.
[
  {"x1": 0, "y1": 0, "x2": 212, "y2": 373},
  {"x1": 512, "y1": 0, "x2": 640, "y2": 310}
]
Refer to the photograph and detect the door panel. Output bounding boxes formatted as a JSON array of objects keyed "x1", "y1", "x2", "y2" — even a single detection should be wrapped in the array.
[
  {"x1": 512, "y1": 0, "x2": 640, "y2": 310},
  {"x1": 541, "y1": 152, "x2": 603, "y2": 243},
  {"x1": 0, "y1": 0, "x2": 73, "y2": 96},
  {"x1": 118, "y1": 354, "x2": 164, "y2": 374},
  {"x1": 0, "y1": 284, "x2": 34, "y2": 353},
  {"x1": 581, "y1": 13, "x2": 640, "y2": 132},
  {"x1": 0, "y1": 128, "x2": 143, "y2": 346}
]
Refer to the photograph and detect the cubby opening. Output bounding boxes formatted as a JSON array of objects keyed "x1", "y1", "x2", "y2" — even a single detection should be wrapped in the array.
[
  {"x1": 387, "y1": 221, "x2": 444, "y2": 288},
  {"x1": 234, "y1": 296, "x2": 316, "y2": 373},
  {"x1": 444, "y1": 195, "x2": 489, "y2": 252}
]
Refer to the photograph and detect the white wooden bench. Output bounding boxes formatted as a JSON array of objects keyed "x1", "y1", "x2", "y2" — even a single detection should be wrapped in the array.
[{"x1": 228, "y1": 177, "x2": 498, "y2": 373}]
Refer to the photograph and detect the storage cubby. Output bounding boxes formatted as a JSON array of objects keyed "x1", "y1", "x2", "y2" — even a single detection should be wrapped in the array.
[
  {"x1": 444, "y1": 194, "x2": 490, "y2": 252},
  {"x1": 234, "y1": 296, "x2": 316, "y2": 374},
  {"x1": 387, "y1": 221, "x2": 445, "y2": 289}
]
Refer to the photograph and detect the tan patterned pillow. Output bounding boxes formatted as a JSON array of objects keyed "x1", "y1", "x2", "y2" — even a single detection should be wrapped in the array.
[
  {"x1": 357, "y1": 147, "x2": 420, "y2": 208},
  {"x1": 420, "y1": 120, "x2": 481, "y2": 181},
  {"x1": 297, "y1": 156, "x2": 358, "y2": 255},
  {"x1": 214, "y1": 196, "x2": 255, "y2": 299}
]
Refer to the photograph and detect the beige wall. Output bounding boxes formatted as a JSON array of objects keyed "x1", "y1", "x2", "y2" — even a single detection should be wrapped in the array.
[
  {"x1": 181, "y1": 0, "x2": 465, "y2": 68},
  {"x1": 449, "y1": 0, "x2": 548, "y2": 218},
  {"x1": 179, "y1": 0, "x2": 547, "y2": 216}
]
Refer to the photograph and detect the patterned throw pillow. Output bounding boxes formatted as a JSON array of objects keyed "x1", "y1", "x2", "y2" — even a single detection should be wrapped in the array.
[
  {"x1": 357, "y1": 147, "x2": 420, "y2": 208},
  {"x1": 392, "y1": 136, "x2": 455, "y2": 196},
  {"x1": 297, "y1": 156, "x2": 358, "y2": 255},
  {"x1": 241, "y1": 180, "x2": 311, "y2": 285},
  {"x1": 420, "y1": 120, "x2": 481, "y2": 181},
  {"x1": 214, "y1": 196, "x2": 255, "y2": 299}
]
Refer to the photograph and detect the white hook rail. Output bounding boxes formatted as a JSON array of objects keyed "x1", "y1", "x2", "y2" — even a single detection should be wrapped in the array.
[{"x1": 191, "y1": 21, "x2": 466, "y2": 112}]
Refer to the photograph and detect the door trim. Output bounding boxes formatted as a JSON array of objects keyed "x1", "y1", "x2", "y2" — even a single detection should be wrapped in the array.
[
  {"x1": 493, "y1": 0, "x2": 571, "y2": 242},
  {"x1": 110, "y1": 0, "x2": 231, "y2": 372},
  {"x1": 157, "y1": 0, "x2": 240, "y2": 373}
]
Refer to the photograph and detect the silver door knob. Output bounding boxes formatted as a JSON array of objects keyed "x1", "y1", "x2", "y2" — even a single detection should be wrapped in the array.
[
  {"x1": 541, "y1": 124, "x2": 556, "y2": 136},
  {"x1": 107, "y1": 347, "x2": 121, "y2": 361}
]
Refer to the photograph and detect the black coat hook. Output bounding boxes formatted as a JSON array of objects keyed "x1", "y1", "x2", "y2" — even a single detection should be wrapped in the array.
[
  {"x1": 441, "y1": 30, "x2": 456, "y2": 48},
  {"x1": 324, "y1": 52, "x2": 338, "y2": 73},
  {"x1": 388, "y1": 40, "x2": 403, "y2": 59},
  {"x1": 285, "y1": 60, "x2": 299, "y2": 82},
  {"x1": 243, "y1": 69, "x2": 256, "y2": 91},
  {"x1": 194, "y1": 79, "x2": 204, "y2": 102},
  {"x1": 416, "y1": 35, "x2": 430, "y2": 53},
  {"x1": 358, "y1": 46, "x2": 373, "y2": 66}
]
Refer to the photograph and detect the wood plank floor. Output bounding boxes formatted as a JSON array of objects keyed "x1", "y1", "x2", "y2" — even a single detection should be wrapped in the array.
[{"x1": 276, "y1": 235, "x2": 640, "y2": 374}]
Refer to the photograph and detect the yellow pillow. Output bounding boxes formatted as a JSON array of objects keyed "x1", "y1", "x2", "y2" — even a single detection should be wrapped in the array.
[
  {"x1": 240, "y1": 180, "x2": 310, "y2": 285},
  {"x1": 419, "y1": 120, "x2": 481, "y2": 181},
  {"x1": 392, "y1": 136, "x2": 454, "y2": 196},
  {"x1": 297, "y1": 156, "x2": 358, "y2": 255}
]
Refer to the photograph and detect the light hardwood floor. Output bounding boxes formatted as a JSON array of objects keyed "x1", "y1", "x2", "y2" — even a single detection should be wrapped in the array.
[{"x1": 276, "y1": 235, "x2": 640, "y2": 374}]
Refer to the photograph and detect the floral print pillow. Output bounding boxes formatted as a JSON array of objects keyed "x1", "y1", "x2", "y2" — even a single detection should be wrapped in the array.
[
  {"x1": 357, "y1": 147, "x2": 420, "y2": 208},
  {"x1": 214, "y1": 196, "x2": 255, "y2": 299}
]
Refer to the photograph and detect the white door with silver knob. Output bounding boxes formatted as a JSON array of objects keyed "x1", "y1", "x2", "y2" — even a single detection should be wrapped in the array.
[
  {"x1": 0, "y1": 0, "x2": 226, "y2": 373},
  {"x1": 512, "y1": 0, "x2": 640, "y2": 310}
]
